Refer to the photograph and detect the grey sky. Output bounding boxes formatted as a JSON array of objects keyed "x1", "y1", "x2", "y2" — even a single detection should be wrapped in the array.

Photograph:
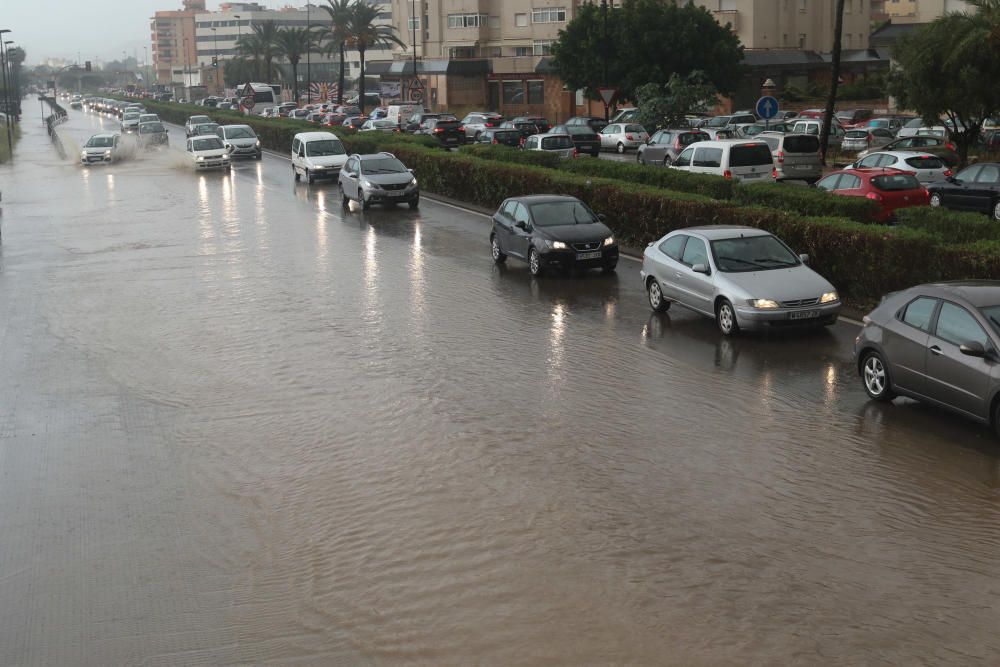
[{"x1": 5, "y1": 0, "x2": 298, "y2": 65}]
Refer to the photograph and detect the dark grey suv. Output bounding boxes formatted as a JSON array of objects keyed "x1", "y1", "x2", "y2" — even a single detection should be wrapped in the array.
[{"x1": 855, "y1": 281, "x2": 1000, "y2": 435}]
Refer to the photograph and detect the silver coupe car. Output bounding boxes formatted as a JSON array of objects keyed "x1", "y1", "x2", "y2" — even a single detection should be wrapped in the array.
[
  {"x1": 855, "y1": 281, "x2": 1000, "y2": 435},
  {"x1": 640, "y1": 226, "x2": 841, "y2": 335}
]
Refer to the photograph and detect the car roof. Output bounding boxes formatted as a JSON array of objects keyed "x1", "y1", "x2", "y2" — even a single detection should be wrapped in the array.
[
  {"x1": 529, "y1": 133, "x2": 570, "y2": 139},
  {"x1": 293, "y1": 131, "x2": 342, "y2": 141},
  {"x1": 867, "y1": 150, "x2": 944, "y2": 159},
  {"x1": 674, "y1": 226, "x2": 771, "y2": 240},
  {"x1": 508, "y1": 195, "x2": 582, "y2": 205},
  {"x1": 355, "y1": 152, "x2": 400, "y2": 161},
  {"x1": 90, "y1": 133, "x2": 118, "y2": 139},
  {"x1": 911, "y1": 282, "x2": 1000, "y2": 307}
]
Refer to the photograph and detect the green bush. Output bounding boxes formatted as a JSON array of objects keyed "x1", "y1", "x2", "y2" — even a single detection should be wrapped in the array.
[
  {"x1": 896, "y1": 206, "x2": 1000, "y2": 243},
  {"x1": 730, "y1": 182, "x2": 880, "y2": 223},
  {"x1": 561, "y1": 158, "x2": 738, "y2": 200},
  {"x1": 458, "y1": 144, "x2": 562, "y2": 169}
]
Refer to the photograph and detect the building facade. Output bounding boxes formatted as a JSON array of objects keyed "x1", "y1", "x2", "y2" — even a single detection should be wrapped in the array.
[
  {"x1": 150, "y1": 0, "x2": 206, "y2": 86},
  {"x1": 886, "y1": 0, "x2": 968, "y2": 22},
  {"x1": 694, "y1": 0, "x2": 871, "y2": 51}
]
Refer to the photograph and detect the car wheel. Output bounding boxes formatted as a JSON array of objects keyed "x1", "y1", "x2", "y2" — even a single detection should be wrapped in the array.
[
  {"x1": 307, "y1": 170, "x2": 315, "y2": 185},
  {"x1": 602, "y1": 262, "x2": 617, "y2": 274},
  {"x1": 716, "y1": 299, "x2": 740, "y2": 336},
  {"x1": 361, "y1": 196, "x2": 370, "y2": 211},
  {"x1": 993, "y1": 199, "x2": 1000, "y2": 221},
  {"x1": 617, "y1": 142, "x2": 626, "y2": 154},
  {"x1": 255, "y1": 151, "x2": 262, "y2": 160},
  {"x1": 528, "y1": 247, "x2": 543, "y2": 277},
  {"x1": 662, "y1": 157, "x2": 672, "y2": 167},
  {"x1": 294, "y1": 167, "x2": 300, "y2": 182},
  {"x1": 648, "y1": 279, "x2": 670, "y2": 312},
  {"x1": 491, "y1": 234, "x2": 507, "y2": 264},
  {"x1": 929, "y1": 193, "x2": 942, "y2": 207},
  {"x1": 862, "y1": 351, "x2": 896, "y2": 402},
  {"x1": 340, "y1": 186, "x2": 349, "y2": 208},
  {"x1": 409, "y1": 196, "x2": 419, "y2": 210}
]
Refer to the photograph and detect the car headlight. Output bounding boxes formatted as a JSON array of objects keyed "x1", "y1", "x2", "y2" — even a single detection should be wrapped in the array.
[
  {"x1": 196, "y1": 156, "x2": 205, "y2": 161},
  {"x1": 548, "y1": 240, "x2": 568, "y2": 250},
  {"x1": 603, "y1": 235, "x2": 615, "y2": 246},
  {"x1": 361, "y1": 178, "x2": 376, "y2": 189},
  {"x1": 820, "y1": 291, "x2": 839, "y2": 304},
  {"x1": 750, "y1": 298, "x2": 780, "y2": 309},
  {"x1": 255, "y1": 140, "x2": 261, "y2": 147},
  {"x1": 104, "y1": 150, "x2": 112, "y2": 157},
  {"x1": 81, "y1": 151, "x2": 87, "y2": 159},
  {"x1": 409, "y1": 177, "x2": 417, "y2": 187}
]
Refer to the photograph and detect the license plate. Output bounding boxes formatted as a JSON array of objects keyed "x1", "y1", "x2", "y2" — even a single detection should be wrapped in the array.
[
  {"x1": 743, "y1": 173, "x2": 761, "y2": 179},
  {"x1": 446, "y1": 138, "x2": 457, "y2": 143},
  {"x1": 789, "y1": 310, "x2": 821, "y2": 320},
  {"x1": 387, "y1": 190, "x2": 404, "y2": 197},
  {"x1": 577, "y1": 251, "x2": 602, "y2": 260}
]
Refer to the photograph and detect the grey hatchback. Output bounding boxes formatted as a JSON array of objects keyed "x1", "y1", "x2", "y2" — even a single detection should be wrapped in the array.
[
  {"x1": 855, "y1": 281, "x2": 1000, "y2": 434},
  {"x1": 339, "y1": 152, "x2": 419, "y2": 210}
]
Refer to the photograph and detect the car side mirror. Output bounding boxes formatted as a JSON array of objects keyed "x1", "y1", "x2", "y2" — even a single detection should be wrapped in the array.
[
  {"x1": 597, "y1": 213, "x2": 607, "y2": 222},
  {"x1": 515, "y1": 220, "x2": 529, "y2": 231},
  {"x1": 960, "y1": 341, "x2": 987, "y2": 358},
  {"x1": 692, "y1": 263, "x2": 711, "y2": 275},
  {"x1": 799, "y1": 253, "x2": 810, "y2": 264}
]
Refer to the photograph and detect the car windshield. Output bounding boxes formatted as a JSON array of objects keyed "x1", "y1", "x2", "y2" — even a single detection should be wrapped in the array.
[
  {"x1": 705, "y1": 116, "x2": 730, "y2": 127},
  {"x1": 872, "y1": 174, "x2": 922, "y2": 191},
  {"x1": 529, "y1": 200, "x2": 598, "y2": 227},
  {"x1": 711, "y1": 235, "x2": 801, "y2": 272},
  {"x1": 305, "y1": 140, "x2": 345, "y2": 156},
  {"x1": 124, "y1": 114, "x2": 140, "y2": 121},
  {"x1": 190, "y1": 116, "x2": 210, "y2": 124},
  {"x1": 226, "y1": 127, "x2": 256, "y2": 139},
  {"x1": 361, "y1": 157, "x2": 407, "y2": 174},
  {"x1": 845, "y1": 130, "x2": 869, "y2": 138},
  {"x1": 565, "y1": 126, "x2": 596, "y2": 137},
  {"x1": 981, "y1": 306, "x2": 1000, "y2": 335},
  {"x1": 139, "y1": 123, "x2": 165, "y2": 133},
  {"x1": 192, "y1": 137, "x2": 224, "y2": 150},
  {"x1": 85, "y1": 136, "x2": 114, "y2": 148}
]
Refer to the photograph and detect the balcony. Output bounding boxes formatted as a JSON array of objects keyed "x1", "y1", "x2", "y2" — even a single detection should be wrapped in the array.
[{"x1": 712, "y1": 9, "x2": 739, "y2": 30}]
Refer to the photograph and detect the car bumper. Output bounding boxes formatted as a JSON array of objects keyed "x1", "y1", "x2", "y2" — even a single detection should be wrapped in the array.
[
  {"x1": 306, "y1": 168, "x2": 340, "y2": 181},
  {"x1": 540, "y1": 246, "x2": 619, "y2": 270},
  {"x1": 776, "y1": 165, "x2": 821, "y2": 180},
  {"x1": 82, "y1": 154, "x2": 113, "y2": 164},
  {"x1": 363, "y1": 186, "x2": 419, "y2": 202},
  {"x1": 228, "y1": 146, "x2": 261, "y2": 158},
  {"x1": 195, "y1": 159, "x2": 230, "y2": 170},
  {"x1": 734, "y1": 302, "x2": 842, "y2": 330},
  {"x1": 841, "y1": 141, "x2": 868, "y2": 152}
]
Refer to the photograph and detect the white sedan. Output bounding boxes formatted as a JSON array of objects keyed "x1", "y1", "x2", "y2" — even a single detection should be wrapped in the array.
[
  {"x1": 598, "y1": 123, "x2": 649, "y2": 153},
  {"x1": 850, "y1": 150, "x2": 952, "y2": 183},
  {"x1": 186, "y1": 136, "x2": 231, "y2": 171}
]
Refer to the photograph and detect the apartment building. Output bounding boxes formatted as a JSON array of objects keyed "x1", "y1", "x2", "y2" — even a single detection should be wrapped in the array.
[
  {"x1": 150, "y1": 0, "x2": 206, "y2": 86},
  {"x1": 886, "y1": 0, "x2": 968, "y2": 22},
  {"x1": 694, "y1": 0, "x2": 871, "y2": 51}
]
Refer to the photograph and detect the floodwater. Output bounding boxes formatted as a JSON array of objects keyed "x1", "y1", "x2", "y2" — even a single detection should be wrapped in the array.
[{"x1": 1, "y1": 107, "x2": 1000, "y2": 666}]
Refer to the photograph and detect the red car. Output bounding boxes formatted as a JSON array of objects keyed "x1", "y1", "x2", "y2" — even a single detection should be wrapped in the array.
[{"x1": 816, "y1": 167, "x2": 930, "y2": 222}]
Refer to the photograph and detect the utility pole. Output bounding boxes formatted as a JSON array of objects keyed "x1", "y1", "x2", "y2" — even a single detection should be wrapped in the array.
[
  {"x1": 0, "y1": 30, "x2": 12, "y2": 155},
  {"x1": 412, "y1": 0, "x2": 418, "y2": 102},
  {"x1": 212, "y1": 28, "x2": 220, "y2": 94},
  {"x1": 306, "y1": 3, "x2": 311, "y2": 103},
  {"x1": 601, "y1": 0, "x2": 609, "y2": 121}
]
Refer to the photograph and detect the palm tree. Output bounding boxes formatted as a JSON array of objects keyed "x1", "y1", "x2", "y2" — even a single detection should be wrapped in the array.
[
  {"x1": 223, "y1": 57, "x2": 257, "y2": 88},
  {"x1": 950, "y1": 0, "x2": 1000, "y2": 58},
  {"x1": 250, "y1": 20, "x2": 281, "y2": 82},
  {"x1": 348, "y1": 2, "x2": 406, "y2": 114},
  {"x1": 237, "y1": 34, "x2": 265, "y2": 80},
  {"x1": 315, "y1": 0, "x2": 353, "y2": 104},
  {"x1": 276, "y1": 27, "x2": 312, "y2": 104}
]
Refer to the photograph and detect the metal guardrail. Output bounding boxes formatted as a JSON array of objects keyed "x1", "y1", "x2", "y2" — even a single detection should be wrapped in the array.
[{"x1": 40, "y1": 96, "x2": 68, "y2": 158}]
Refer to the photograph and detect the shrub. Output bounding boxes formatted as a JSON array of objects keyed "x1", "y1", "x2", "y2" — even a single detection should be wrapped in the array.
[
  {"x1": 896, "y1": 206, "x2": 1000, "y2": 243},
  {"x1": 459, "y1": 144, "x2": 562, "y2": 169},
  {"x1": 730, "y1": 183, "x2": 880, "y2": 223}
]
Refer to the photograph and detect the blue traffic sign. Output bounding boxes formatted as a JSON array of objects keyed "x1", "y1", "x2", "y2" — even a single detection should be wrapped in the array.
[{"x1": 756, "y1": 95, "x2": 779, "y2": 120}]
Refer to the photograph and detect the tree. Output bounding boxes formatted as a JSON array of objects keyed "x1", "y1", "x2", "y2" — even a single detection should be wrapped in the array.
[
  {"x1": 952, "y1": 0, "x2": 1000, "y2": 57},
  {"x1": 276, "y1": 27, "x2": 312, "y2": 104},
  {"x1": 251, "y1": 20, "x2": 281, "y2": 82},
  {"x1": 237, "y1": 34, "x2": 265, "y2": 80},
  {"x1": 348, "y1": 2, "x2": 406, "y2": 114},
  {"x1": 223, "y1": 57, "x2": 257, "y2": 88},
  {"x1": 820, "y1": 0, "x2": 846, "y2": 163},
  {"x1": 315, "y1": 0, "x2": 354, "y2": 105},
  {"x1": 889, "y1": 12, "x2": 1000, "y2": 166},
  {"x1": 551, "y1": 0, "x2": 743, "y2": 103},
  {"x1": 635, "y1": 72, "x2": 717, "y2": 132}
]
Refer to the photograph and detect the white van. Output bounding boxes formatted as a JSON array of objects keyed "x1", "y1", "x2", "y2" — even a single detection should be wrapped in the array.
[
  {"x1": 291, "y1": 132, "x2": 348, "y2": 184},
  {"x1": 385, "y1": 104, "x2": 423, "y2": 128},
  {"x1": 790, "y1": 120, "x2": 846, "y2": 149},
  {"x1": 670, "y1": 140, "x2": 776, "y2": 182}
]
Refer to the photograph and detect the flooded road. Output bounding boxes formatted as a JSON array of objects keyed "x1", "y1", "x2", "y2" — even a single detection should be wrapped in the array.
[{"x1": 1, "y1": 107, "x2": 1000, "y2": 666}]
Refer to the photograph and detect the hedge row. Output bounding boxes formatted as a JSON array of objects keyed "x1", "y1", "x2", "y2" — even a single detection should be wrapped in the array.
[{"x1": 896, "y1": 206, "x2": 1000, "y2": 244}]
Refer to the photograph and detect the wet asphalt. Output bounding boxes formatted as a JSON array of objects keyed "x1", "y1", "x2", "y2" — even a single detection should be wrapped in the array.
[{"x1": 1, "y1": 106, "x2": 999, "y2": 666}]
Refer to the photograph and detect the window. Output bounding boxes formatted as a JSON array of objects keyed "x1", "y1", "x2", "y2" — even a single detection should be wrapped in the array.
[
  {"x1": 447, "y1": 13, "x2": 488, "y2": 28},
  {"x1": 838, "y1": 174, "x2": 862, "y2": 189},
  {"x1": 681, "y1": 238, "x2": 710, "y2": 267},
  {"x1": 693, "y1": 147, "x2": 723, "y2": 168},
  {"x1": 527, "y1": 80, "x2": 544, "y2": 104},
  {"x1": 976, "y1": 165, "x2": 1000, "y2": 184},
  {"x1": 845, "y1": 34, "x2": 852, "y2": 47},
  {"x1": 489, "y1": 16, "x2": 500, "y2": 29},
  {"x1": 408, "y1": 17, "x2": 420, "y2": 30},
  {"x1": 798, "y1": 33, "x2": 806, "y2": 47},
  {"x1": 799, "y1": 0, "x2": 806, "y2": 10},
  {"x1": 675, "y1": 147, "x2": 694, "y2": 167},
  {"x1": 901, "y1": 297, "x2": 938, "y2": 331},
  {"x1": 816, "y1": 174, "x2": 841, "y2": 191},
  {"x1": 515, "y1": 13, "x2": 528, "y2": 27},
  {"x1": 532, "y1": 7, "x2": 567, "y2": 23},
  {"x1": 503, "y1": 80, "x2": 523, "y2": 104},
  {"x1": 659, "y1": 235, "x2": 687, "y2": 260},
  {"x1": 729, "y1": 144, "x2": 774, "y2": 167},
  {"x1": 845, "y1": 0, "x2": 851, "y2": 12},
  {"x1": 532, "y1": 40, "x2": 554, "y2": 55},
  {"x1": 513, "y1": 203, "x2": 531, "y2": 226},
  {"x1": 936, "y1": 302, "x2": 989, "y2": 347},
  {"x1": 513, "y1": 46, "x2": 531, "y2": 56}
]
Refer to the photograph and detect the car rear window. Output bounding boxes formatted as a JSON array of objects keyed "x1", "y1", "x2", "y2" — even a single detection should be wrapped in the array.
[
  {"x1": 624, "y1": 124, "x2": 645, "y2": 133},
  {"x1": 680, "y1": 132, "x2": 708, "y2": 146},
  {"x1": 493, "y1": 130, "x2": 520, "y2": 140},
  {"x1": 729, "y1": 144, "x2": 774, "y2": 167},
  {"x1": 845, "y1": 130, "x2": 869, "y2": 138},
  {"x1": 871, "y1": 174, "x2": 922, "y2": 191},
  {"x1": 782, "y1": 135, "x2": 819, "y2": 153},
  {"x1": 565, "y1": 127, "x2": 597, "y2": 138},
  {"x1": 541, "y1": 136, "x2": 574, "y2": 149},
  {"x1": 905, "y1": 156, "x2": 944, "y2": 169},
  {"x1": 436, "y1": 121, "x2": 460, "y2": 130}
]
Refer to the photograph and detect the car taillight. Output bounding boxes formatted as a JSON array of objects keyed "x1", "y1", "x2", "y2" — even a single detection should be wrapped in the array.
[
  {"x1": 486, "y1": 121, "x2": 497, "y2": 127},
  {"x1": 674, "y1": 139, "x2": 683, "y2": 150},
  {"x1": 944, "y1": 169, "x2": 953, "y2": 177},
  {"x1": 866, "y1": 191, "x2": 883, "y2": 202},
  {"x1": 434, "y1": 127, "x2": 443, "y2": 133},
  {"x1": 867, "y1": 133, "x2": 874, "y2": 143},
  {"x1": 573, "y1": 148, "x2": 580, "y2": 158},
  {"x1": 922, "y1": 188, "x2": 931, "y2": 203},
  {"x1": 946, "y1": 142, "x2": 956, "y2": 151},
  {"x1": 723, "y1": 169, "x2": 732, "y2": 180},
  {"x1": 626, "y1": 134, "x2": 634, "y2": 140},
  {"x1": 492, "y1": 139, "x2": 499, "y2": 145},
  {"x1": 776, "y1": 150, "x2": 785, "y2": 164},
  {"x1": 772, "y1": 167, "x2": 778, "y2": 179}
]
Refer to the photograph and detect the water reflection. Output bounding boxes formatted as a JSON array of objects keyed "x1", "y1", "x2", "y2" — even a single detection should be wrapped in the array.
[
  {"x1": 409, "y1": 222, "x2": 425, "y2": 317},
  {"x1": 548, "y1": 301, "x2": 567, "y2": 383}
]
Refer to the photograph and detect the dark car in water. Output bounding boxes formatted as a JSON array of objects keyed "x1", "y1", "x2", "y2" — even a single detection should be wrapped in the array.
[
  {"x1": 926, "y1": 162, "x2": 1000, "y2": 221},
  {"x1": 549, "y1": 124, "x2": 601, "y2": 157},
  {"x1": 855, "y1": 281, "x2": 1000, "y2": 436},
  {"x1": 475, "y1": 128, "x2": 523, "y2": 148},
  {"x1": 137, "y1": 121, "x2": 169, "y2": 149},
  {"x1": 490, "y1": 195, "x2": 618, "y2": 276}
]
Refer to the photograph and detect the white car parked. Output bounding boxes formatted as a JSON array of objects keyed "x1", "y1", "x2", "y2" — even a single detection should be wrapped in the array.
[
  {"x1": 523, "y1": 133, "x2": 577, "y2": 159},
  {"x1": 598, "y1": 123, "x2": 649, "y2": 153},
  {"x1": 186, "y1": 135, "x2": 231, "y2": 171},
  {"x1": 850, "y1": 150, "x2": 952, "y2": 184},
  {"x1": 670, "y1": 140, "x2": 776, "y2": 183}
]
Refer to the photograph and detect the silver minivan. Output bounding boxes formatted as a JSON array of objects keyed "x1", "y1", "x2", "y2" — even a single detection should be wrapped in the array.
[
  {"x1": 757, "y1": 132, "x2": 822, "y2": 183},
  {"x1": 670, "y1": 140, "x2": 775, "y2": 183}
]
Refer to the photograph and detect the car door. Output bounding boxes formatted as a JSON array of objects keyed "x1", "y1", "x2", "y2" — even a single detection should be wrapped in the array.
[
  {"x1": 884, "y1": 296, "x2": 938, "y2": 395},
  {"x1": 649, "y1": 234, "x2": 688, "y2": 301},
  {"x1": 291, "y1": 138, "x2": 301, "y2": 171},
  {"x1": 969, "y1": 163, "x2": 1000, "y2": 214},
  {"x1": 340, "y1": 157, "x2": 358, "y2": 197},
  {"x1": 493, "y1": 199, "x2": 518, "y2": 252},
  {"x1": 673, "y1": 236, "x2": 715, "y2": 315},
  {"x1": 646, "y1": 131, "x2": 670, "y2": 164},
  {"x1": 508, "y1": 203, "x2": 532, "y2": 259},
  {"x1": 943, "y1": 165, "x2": 981, "y2": 210},
  {"x1": 671, "y1": 147, "x2": 694, "y2": 172},
  {"x1": 599, "y1": 125, "x2": 618, "y2": 149},
  {"x1": 924, "y1": 301, "x2": 994, "y2": 418}
]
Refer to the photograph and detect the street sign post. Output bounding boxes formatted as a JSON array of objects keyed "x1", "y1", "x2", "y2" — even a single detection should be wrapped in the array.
[
  {"x1": 756, "y1": 95, "x2": 779, "y2": 131},
  {"x1": 597, "y1": 86, "x2": 618, "y2": 122}
]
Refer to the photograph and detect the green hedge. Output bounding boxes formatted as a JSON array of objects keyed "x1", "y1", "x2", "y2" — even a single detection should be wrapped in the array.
[{"x1": 896, "y1": 206, "x2": 1000, "y2": 243}]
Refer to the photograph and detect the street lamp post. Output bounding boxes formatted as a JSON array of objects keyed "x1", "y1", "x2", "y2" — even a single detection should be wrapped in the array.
[
  {"x1": 211, "y1": 27, "x2": 220, "y2": 94},
  {"x1": 306, "y1": 2, "x2": 311, "y2": 104},
  {"x1": 144, "y1": 46, "x2": 149, "y2": 92},
  {"x1": 600, "y1": 0, "x2": 609, "y2": 121},
  {"x1": 0, "y1": 30, "x2": 12, "y2": 155},
  {"x1": 4, "y1": 41, "x2": 15, "y2": 109}
]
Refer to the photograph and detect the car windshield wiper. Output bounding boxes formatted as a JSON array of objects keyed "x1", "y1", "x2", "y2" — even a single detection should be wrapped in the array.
[
  {"x1": 753, "y1": 258, "x2": 798, "y2": 267},
  {"x1": 718, "y1": 256, "x2": 766, "y2": 269}
]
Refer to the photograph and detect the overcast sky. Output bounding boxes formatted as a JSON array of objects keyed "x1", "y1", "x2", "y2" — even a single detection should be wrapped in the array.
[{"x1": 6, "y1": 0, "x2": 298, "y2": 65}]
